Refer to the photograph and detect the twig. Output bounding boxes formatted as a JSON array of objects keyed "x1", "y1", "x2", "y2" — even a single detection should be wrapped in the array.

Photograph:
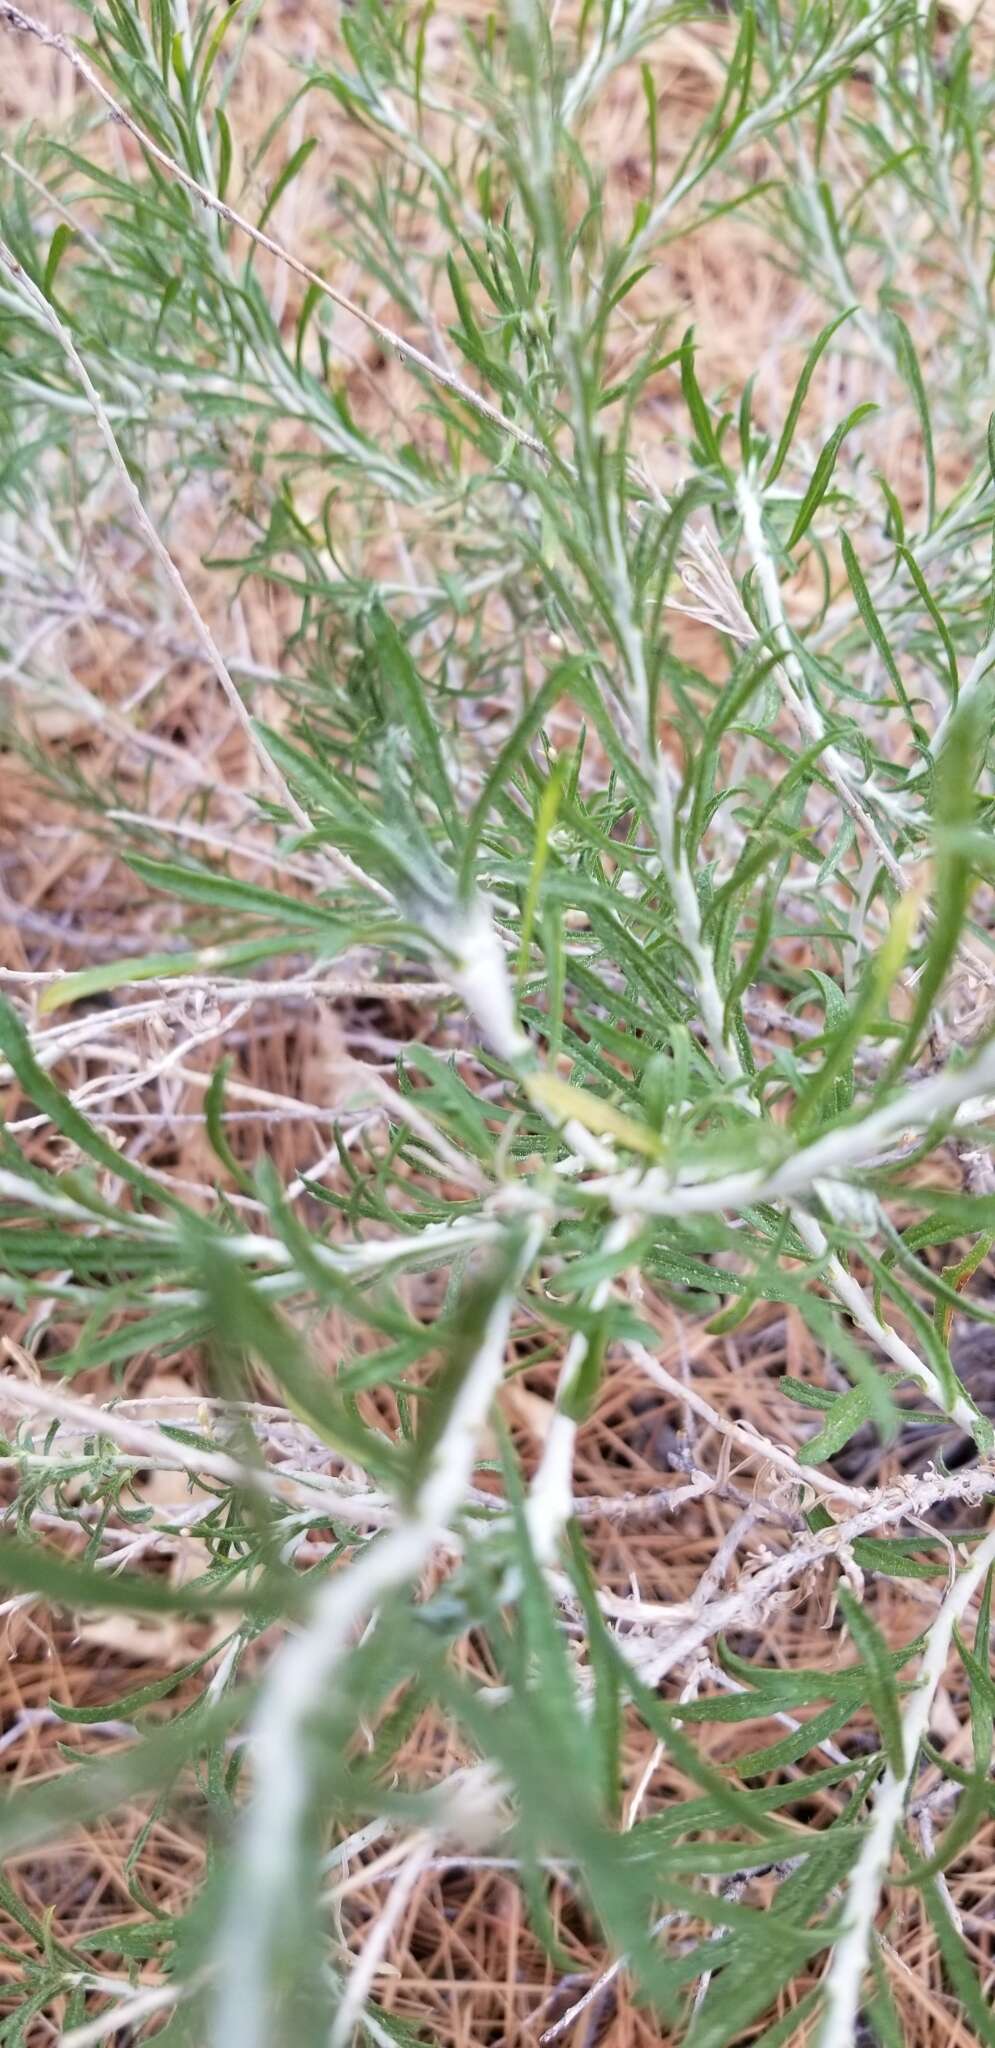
[
  {"x1": 0, "y1": 1362, "x2": 396, "y2": 1526},
  {"x1": 329, "y1": 1833, "x2": 433, "y2": 2048},
  {"x1": 818, "y1": 1517, "x2": 995, "y2": 2048},
  {"x1": 627, "y1": 1340, "x2": 872, "y2": 1507},
  {"x1": 627, "y1": 1461, "x2": 995, "y2": 1688}
]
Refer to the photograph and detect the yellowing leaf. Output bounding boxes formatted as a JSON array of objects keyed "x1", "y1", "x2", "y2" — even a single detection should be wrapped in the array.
[{"x1": 526, "y1": 1072, "x2": 662, "y2": 1156}]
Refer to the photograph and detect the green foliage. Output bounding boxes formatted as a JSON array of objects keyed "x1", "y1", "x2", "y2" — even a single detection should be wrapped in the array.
[{"x1": 2, "y1": 0, "x2": 995, "y2": 2042}]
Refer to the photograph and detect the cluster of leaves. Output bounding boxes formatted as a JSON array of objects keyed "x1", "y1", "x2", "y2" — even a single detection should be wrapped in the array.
[{"x1": 4, "y1": 0, "x2": 995, "y2": 2042}]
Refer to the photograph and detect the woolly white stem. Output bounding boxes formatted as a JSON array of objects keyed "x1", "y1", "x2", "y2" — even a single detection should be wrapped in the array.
[
  {"x1": 211, "y1": 1228, "x2": 540, "y2": 2048},
  {"x1": 435, "y1": 894, "x2": 530, "y2": 1064},
  {"x1": 791, "y1": 1210, "x2": 978, "y2": 1436},
  {"x1": 818, "y1": 1518, "x2": 995, "y2": 2048},
  {"x1": 592, "y1": 1029, "x2": 995, "y2": 1217}
]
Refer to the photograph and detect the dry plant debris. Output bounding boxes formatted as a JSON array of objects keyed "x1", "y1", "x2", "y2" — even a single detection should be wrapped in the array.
[{"x1": 3, "y1": 0, "x2": 995, "y2": 2044}]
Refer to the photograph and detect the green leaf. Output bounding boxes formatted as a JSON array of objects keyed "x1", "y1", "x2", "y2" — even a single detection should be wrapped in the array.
[
  {"x1": 51, "y1": 1643, "x2": 229, "y2": 1722},
  {"x1": 896, "y1": 1766, "x2": 990, "y2": 1882},
  {"x1": 779, "y1": 1375, "x2": 836, "y2": 1412},
  {"x1": 0, "y1": 1693, "x2": 248, "y2": 1859},
  {"x1": 216, "y1": 105, "x2": 233, "y2": 201},
  {"x1": 204, "y1": 1056, "x2": 256, "y2": 1195},
  {"x1": 367, "y1": 603, "x2": 457, "y2": 834},
  {"x1": 921, "y1": 1871, "x2": 995, "y2": 2045},
  {"x1": 786, "y1": 404, "x2": 876, "y2": 550},
  {"x1": 459, "y1": 660, "x2": 582, "y2": 897},
  {"x1": 43, "y1": 223, "x2": 76, "y2": 298},
  {"x1": 196, "y1": 1235, "x2": 403, "y2": 1484},
  {"x1": 896, "y1": 544, "x2": 959, "y2": 703},
  {"x1": 198, "y1": 0, "x2": 246, "y2": 99},
  {"x1": 795, "y1": 1380, "x2": 878, "y2": 1464},
  {"x1": 680, "y1": 329, "x2": 725, "y2": 472},
  {"x1": 405, "y1": 1230, "x2": 528, "y2": 1501},
  {"x1": 765, "y1": 307, "x2": 856, "y2": 487},
  {"x1": 865, "y1": 1948, "x2": 905, "y2": 2048},
  {"x1": 257, "y1": 138, "x2": 318, "y2": 234},
  {"x1": 0, "y1": 1535, "x2": 283, "y2": 1621},
  {"x1": 850, "y1": 1536, "x2": 944, "y2": 1582},
  {"x1": 38, "y1": 936, "x2": 304, "y2": 1014},
  {"x1": 889, "y1": 309, "x2": 936, "y2": 528},
  {"x1": 566, "y1": 1525, "x2": 622, "y2": 1818},
  {"x1": 517, "y1": 755, "x2": 566, "y2": 988},
  {"x1": 837, "y1": 1588, "x2": 905, "y2": 1774},
  {"x1": 840, "y1": 533, "x2": 925, "y2": 741},
  {"x1": 792, "y1": 889, "x2": 918, "y2": 1132},
  {"x1": 124, "y1": 855, "x2": 344, "y2": 929},
  {"x1": 954, "y1": 1566, "x2": 995, "y2": 1773},
  {"x1": 882, "y1": 683, "x2": 985, "y2": 1079}
]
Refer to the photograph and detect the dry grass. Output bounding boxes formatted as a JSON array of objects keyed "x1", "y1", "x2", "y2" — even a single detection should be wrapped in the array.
[{"x1": 3, "y1": 2, "x2": 995, "y2": 2043}]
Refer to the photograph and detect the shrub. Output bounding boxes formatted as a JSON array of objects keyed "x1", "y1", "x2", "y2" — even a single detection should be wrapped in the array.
[{"x1": 2, "y1": 2, "x2": 995, "y2": 2042}]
